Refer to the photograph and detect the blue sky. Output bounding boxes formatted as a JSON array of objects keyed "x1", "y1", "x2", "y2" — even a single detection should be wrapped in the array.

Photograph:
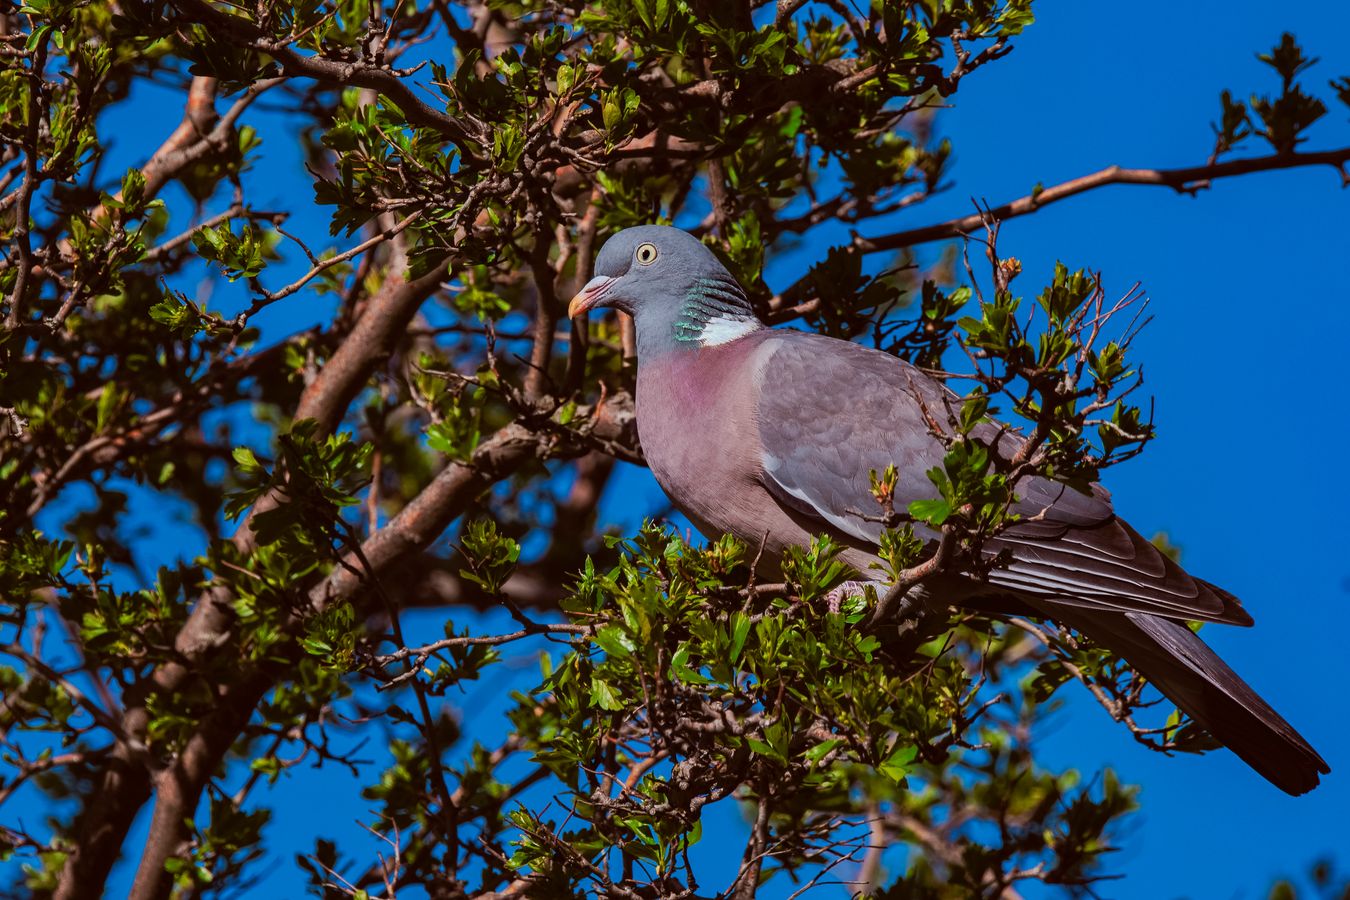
[{"x1": 13, "y1": 1, "x2": 1350, "y2": 896}]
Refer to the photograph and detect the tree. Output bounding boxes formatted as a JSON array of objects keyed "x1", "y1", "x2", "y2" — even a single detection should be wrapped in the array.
[{"x1": 0, "y1": 1, "x2": 1345, "y2": 897}]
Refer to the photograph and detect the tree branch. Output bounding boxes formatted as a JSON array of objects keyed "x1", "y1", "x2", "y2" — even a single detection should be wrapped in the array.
[
  {"x1": 862, "y1": 147, "x2": 1350, "y2": 252},
  {"x1": 3, "y1": 37, "x2": 47, "y2": 330},
  {"x1": 112, "y1": 75, "x2": 219, "y2": 218},
  {"x1": 119, "y1": 395, "x2": 635, "y2": 895},
  {"x1": 170, "y1": 0, "x2": 473, "y2": 145},
  {"x1": 56, "y1": 258, "x2": 452, "y2": 898},
  {"x1": 768, "y1": 145, "x2": 1350, "y2": 319}
]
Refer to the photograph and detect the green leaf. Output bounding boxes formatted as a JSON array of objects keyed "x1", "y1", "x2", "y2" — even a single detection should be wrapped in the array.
[
  {"x1": 879, "y1": 744, "x2": 918, "y2": 783},
  {"x1": 803, "y1": 738, "x2": 841, "y2": 764},
  {"x1": 908, "y1": 498, "x2": 951, "y2": 525},
  {"x1": 589, "y1": 676, "x2": 624, "y2": 711},
  {"x1": 231, "y1": 447, "x2": 262, "y2": 472},
  {"x1": 594, "y1": 624, "x2": 635, "y2": 658},
  {"x1": 95, "y1": 384, "x2": 118, "y2": 433},
  {"x1": 728, "y1": 611, "x2": 751, "y2": 664}
]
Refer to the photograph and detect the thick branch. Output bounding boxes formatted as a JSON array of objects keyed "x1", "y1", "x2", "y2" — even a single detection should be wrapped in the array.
[
  {"x1": 56, "y1": 258, "x2": 452, "y2": 897},
  {"x1": 123, "y1": 397, "x2": 636, "y2": 896},
  {"x1": 315, "y1": 396, "x2": 636, "y2": 607},
  {"x1": 123, "y1": 76, "x2": 219, "y2": 211}
]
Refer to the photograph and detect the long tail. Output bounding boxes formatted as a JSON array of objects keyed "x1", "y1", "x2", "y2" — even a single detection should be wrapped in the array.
[{"x1": 1036, "y1": 602, "x2": 1329, "y2": 795}]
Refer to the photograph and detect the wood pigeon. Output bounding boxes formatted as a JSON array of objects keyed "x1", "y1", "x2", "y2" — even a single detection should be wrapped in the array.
[{"x1": 568, "y1": 224, "x2": 1328, "y2": 795}]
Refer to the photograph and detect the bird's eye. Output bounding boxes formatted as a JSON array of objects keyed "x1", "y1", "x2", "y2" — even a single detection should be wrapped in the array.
[{"x1": 635, "y1": 242, "x2": 659, "y2": 265}]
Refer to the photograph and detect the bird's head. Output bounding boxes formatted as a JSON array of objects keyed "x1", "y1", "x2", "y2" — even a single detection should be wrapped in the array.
[{"x1": 568, "y1": 225, "x2": 761, "y2": 353}]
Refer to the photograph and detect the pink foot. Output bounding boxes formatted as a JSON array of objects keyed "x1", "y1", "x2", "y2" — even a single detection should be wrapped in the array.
[{"x1": 823, "y1": 580, "x2": 873, "y2": 614}]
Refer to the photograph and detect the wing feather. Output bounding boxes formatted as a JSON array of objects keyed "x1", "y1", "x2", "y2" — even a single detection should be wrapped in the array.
[{"x1": 754, "y1": 331, "x2": 1250, "y2": 625}]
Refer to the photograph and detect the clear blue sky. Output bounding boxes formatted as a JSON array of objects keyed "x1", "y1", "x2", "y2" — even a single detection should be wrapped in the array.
[{"x1": 16, "y1": 1, "x2": 1350, "y2": 896}]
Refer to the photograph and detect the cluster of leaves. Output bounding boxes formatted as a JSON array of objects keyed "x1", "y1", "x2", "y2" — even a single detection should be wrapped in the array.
[
  {"x1": 1213, "y1": 33, "x2": 1337, "y2": 157},
  {"x1": 1268, "y1": 858, "x2": 1350, "y2": 900},
  {"x1": 326, "y1": 524, "x2": 1137, "y2": 896},
  {"x1": 944, "y1": 253, "x2": 1154, "y2": 499},
  {"x1": 844, "y1": 250, "x2": 1157, "y2": 595}
]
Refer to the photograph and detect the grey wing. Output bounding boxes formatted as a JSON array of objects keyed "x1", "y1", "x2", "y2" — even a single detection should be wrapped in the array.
[
  {"x1": 754, "y1": 331, "x2": 1251, "y2": 626},
  {"x1": 755, "y1": 331, "x2": 955, "y2": 546}
]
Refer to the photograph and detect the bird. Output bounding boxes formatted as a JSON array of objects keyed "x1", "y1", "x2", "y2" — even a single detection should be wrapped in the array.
[{"x1": 567, "y1": 224, "x2": 1329, "y2": 795}]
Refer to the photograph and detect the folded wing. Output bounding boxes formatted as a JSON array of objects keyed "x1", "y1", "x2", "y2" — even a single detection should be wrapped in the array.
[{"x1": 754, "y1": 331, "x2": 1248, "y2": 625}]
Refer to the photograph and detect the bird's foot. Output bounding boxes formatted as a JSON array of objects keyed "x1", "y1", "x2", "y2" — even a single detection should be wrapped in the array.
[{"x1": 823, "y1": 580, "x2": 873, "y2": 614}]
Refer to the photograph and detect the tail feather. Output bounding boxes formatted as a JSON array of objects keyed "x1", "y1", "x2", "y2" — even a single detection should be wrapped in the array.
[{"x1": 1036, "y1": 602, "x2": 1329, "y2": 795}]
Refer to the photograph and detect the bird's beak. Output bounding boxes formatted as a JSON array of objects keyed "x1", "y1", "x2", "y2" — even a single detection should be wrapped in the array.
[{"x1": 567, "y1": 275, "x2": 618, "y2": 318}]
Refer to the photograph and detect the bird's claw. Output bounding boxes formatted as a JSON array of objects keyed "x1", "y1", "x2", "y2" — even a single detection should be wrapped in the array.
[{"x1": 823, "y1": 580, "x2": 872, "y2": 614}]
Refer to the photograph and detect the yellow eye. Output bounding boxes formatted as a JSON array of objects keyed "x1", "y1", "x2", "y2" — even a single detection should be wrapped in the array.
[{"x1": 635, "y1": 242, "x2": 659, "y2": 265}]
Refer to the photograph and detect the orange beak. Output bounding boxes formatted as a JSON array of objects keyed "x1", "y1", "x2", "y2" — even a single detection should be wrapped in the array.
[{"x1": 567, "y1": 276, "x2": 618, "y2": 318}]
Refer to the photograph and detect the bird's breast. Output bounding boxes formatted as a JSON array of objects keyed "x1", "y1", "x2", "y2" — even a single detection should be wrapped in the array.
[{"x1": 634, "y1": 341, "x2": 772, "y2": 541}]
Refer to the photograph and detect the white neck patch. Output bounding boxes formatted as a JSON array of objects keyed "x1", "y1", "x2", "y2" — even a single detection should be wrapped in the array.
[{"x1": 698, "y1": 315, "x2": 760, "y2": 347}]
